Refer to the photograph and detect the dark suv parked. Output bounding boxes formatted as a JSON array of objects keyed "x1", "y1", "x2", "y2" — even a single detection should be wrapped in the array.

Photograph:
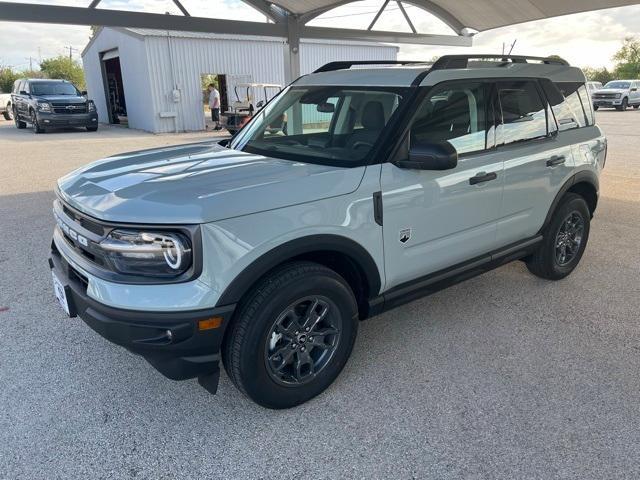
[{"x1": 12, "y1": 78, "x2": 99, "y2": 133}]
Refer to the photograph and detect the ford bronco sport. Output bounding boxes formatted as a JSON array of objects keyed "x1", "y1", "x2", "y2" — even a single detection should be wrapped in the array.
[{"x1": 49, "y1": 55, "x2": 605, "y2": 408}]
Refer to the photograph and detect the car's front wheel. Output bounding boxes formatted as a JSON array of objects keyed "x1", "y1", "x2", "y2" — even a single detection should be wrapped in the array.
[
  {"x1": 31, "y1": 110, "x2": 44, "y2": 133},
  {"x1": 593, "y1": 105, "x2": 599, "y2": 111},
  {"x1": 526, "y1": 193, "x2": 590, "y2": 280},
  {"x1": 222, "y1": 261, "x2": 358, "y2": 409},
  {"x1": 616, "y1": 98, "x2": 628, "y2": 111},
  {"x1": 3, "y1": 104, "x2": 12, "y2": 120}
]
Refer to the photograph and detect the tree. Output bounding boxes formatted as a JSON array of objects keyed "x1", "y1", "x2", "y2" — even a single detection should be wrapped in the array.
[
  {"x1": 39, "y1": 55, "x2": 85, "y2": 89},
  {"x1": 582, "y1": 66, "x2": 614, "y2": 85},
  {"x1": 0, "y1": 65, "x2": 19, "y2": 93},
  {"x1": 613, "y1": 36, "x2": 640, "y2": 79}
]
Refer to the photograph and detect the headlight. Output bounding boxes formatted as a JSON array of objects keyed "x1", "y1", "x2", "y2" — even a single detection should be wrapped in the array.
[
  {"x1": 99, "y1": 230, "x2": 192, "y2": 277},
  {"x1": 88, "y1": 101, "x2": 96, "y2": 112},
  {"x1": 615, "y1": 93, "x2": 622, "y2": 99},
  {"x1": 37, "y1": 102, "x2": 51, "y2": 112}
]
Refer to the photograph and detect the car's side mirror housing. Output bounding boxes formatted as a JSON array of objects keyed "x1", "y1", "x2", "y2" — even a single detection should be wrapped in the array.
[
  {"x1": 631, "y1": 87, "x2": 638, "y2": 92},
  {"x1": 81, "y1": 90, "x2": 88, "y2": 96},
  {"x1": 19, "y1": 90, "x2": 28, "y2": 96},
  {"x1": 396, "y1": 141, "x2": 458, "y2": 170}
]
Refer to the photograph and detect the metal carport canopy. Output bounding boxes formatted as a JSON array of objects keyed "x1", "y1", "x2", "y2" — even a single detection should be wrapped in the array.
[{"x1": 1, "y1": 0, "x2": 639, "y2": 82}]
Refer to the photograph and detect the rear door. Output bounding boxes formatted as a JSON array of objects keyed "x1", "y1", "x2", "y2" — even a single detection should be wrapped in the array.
[
  {"x1": 492, "y1": 80, "x2": 575, "y2": 246},
  {"x1": 380, "y1": 80, "x2": 504, "y2": 289}
]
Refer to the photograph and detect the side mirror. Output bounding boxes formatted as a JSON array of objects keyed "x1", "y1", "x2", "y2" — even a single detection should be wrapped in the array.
[
  {"x1": 631, "y1": 87, "x2": 638, "y2": 92},
  {"x1": 396, "y1": 141, "x2": 458, "y2": 170},
  {"x1": 19, "y1": 90, "x2": 28, "y2": 95},
  {"x1": 81, "y1": 90, "x2": 88, "y2": 96}
]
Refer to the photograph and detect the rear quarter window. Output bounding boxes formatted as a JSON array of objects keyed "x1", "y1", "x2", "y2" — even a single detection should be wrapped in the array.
[{"x1": 547, "y1": 82, "x2": 591, "y2": 130}]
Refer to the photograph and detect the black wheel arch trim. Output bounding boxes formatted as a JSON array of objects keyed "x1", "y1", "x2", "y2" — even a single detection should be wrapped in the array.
[
  {"x1": 541, "y1": 170, "x2": 599, "y2": 232},
  {"x1": 216, "y1": 234, "x2": 382, "y2": 307}
]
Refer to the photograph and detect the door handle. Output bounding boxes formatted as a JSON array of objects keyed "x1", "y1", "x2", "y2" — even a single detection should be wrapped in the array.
[
  {"x1": 546, "y1": 155, "x2": 566, "y2": 167},
  {"x1": 469, "y1": 172, "x2": 497, "y2": 185}
]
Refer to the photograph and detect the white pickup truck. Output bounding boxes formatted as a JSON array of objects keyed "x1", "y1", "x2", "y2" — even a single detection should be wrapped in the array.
[{"x1": 0, "y1": 88, "x2": 12, "y2": 120}]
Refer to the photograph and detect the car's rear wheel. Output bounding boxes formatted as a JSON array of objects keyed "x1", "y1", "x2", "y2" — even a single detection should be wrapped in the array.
[
  {"x1": 14, "y1": 108, "x2": 26, "y2": 129},
  {"x1": 526, "y1": 193, "x2": 590, "y2": 280},
  {"x1": 222, "y1": 261, "x2": 358, "y2": 409},
  {"x1": 31, "y1": 110, "x2": 44, "y2": 133}
]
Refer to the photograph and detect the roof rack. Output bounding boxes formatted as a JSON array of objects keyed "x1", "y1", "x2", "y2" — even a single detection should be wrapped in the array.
[
  {"x1": 314, "y1": 60, "x2": 430, "y2": 73},
  {"x1": 431, "y1": 54, "x2": 570, "y2": 70}
]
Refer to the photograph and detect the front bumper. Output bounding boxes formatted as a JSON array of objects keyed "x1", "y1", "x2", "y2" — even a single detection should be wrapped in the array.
[
  {"x1": 37, "y1": 111, "x2": 99, "y2": 127},
  {"x1": 49, "y1": 242, "x2": 235, "y2": 393},
  {"x1": 593, "y1": 99, "x2": 623, "y2": 107}
]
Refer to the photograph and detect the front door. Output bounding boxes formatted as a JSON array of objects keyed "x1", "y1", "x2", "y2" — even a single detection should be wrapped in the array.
[{"x1": 381, "y1": 80, "x2": 504, "y2": 290}]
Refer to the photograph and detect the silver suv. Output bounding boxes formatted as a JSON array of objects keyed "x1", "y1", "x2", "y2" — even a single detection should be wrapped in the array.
[
  {"x1": 592, "y1": 80, "x2": 640, "y2": 111},
  {"x1": 49, "y1": 55, "x2": 606, "y2": 408}
]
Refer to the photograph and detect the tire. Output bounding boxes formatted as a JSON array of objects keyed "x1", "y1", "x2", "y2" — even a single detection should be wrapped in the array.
[
  {"x1": 86, "y1": 126, "x2": 98, "y2": 132},
  {"x1": 593, "y1": 105, "x2": 599, "y2": 111},
  {"x1": 31, "y1": 110, "x2": 44, "y2": 133},
  {"x1": 14, "y1": 108, "x2": 26, "y2": 129},
  {"x1": 222, "y1": 261, "x2": 358, "y2": 409},
  {"x1": 526, "y1": 193, "x2": 590, "y2": 280},
  {"x1": 2, "y1": 104, "x2": 11, "y2": 121},
  {"x1": 634, "y1": 105, "x2": 639, "y2": 109},
  {"x1": 616, "y1": 98, "x2": 628, "y2": 111}
]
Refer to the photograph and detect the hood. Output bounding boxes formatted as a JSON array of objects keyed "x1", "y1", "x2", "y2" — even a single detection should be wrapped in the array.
[
  {"x1": 594, "y1": 88, "x2": 628, "y2": 95},
  {"x1": 34, "y1": 95, "x2": 87, "y2": 103},
  {"x1": 57, "y1": 142, "x2": 365, "y2": 224}
]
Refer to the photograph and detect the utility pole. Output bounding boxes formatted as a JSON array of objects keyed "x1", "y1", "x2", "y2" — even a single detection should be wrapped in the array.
[
  {"x1": 26, "y1": 56, "x2": 35, "y2": 71},
  {"x1": 64, "y1": 46, "x2": 78, "y2": 62}
]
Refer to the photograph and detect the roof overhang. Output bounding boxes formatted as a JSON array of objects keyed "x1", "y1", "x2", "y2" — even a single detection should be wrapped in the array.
[{"x1": 0, "y1": 1, "x2": 471, "y2": 47}]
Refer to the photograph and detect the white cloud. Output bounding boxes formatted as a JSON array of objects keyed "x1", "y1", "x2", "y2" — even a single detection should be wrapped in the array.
[{"x1": 0, "y1": 1, "x2": 639, "y2": 71}]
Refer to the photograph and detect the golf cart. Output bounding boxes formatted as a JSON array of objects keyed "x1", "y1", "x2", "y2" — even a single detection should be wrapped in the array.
[{"x1": 222, "y1": 83, "x2": 282, "y2": 135}]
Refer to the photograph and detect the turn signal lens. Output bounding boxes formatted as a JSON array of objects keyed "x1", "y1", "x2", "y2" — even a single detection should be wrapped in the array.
[{"x1": 198, "y1": 317, "x2": 223, "y2": 331}]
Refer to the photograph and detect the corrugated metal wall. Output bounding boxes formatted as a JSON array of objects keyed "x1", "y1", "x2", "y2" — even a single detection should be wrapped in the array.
[{"x1": 83, "y1": 29, "x2": 398, "y2": 133}]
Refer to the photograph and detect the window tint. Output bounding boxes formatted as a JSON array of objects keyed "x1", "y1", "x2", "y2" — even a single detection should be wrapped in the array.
[
  {"x1": 547, "y1": 82, "x2": 590, "y2": 130},
  {"x1": 411, "y1": 82, "x2": 487, "y2": 154},
  {"x1": 576, "y1": 85, "x2": 594, "y2": 126},
  {"x1": 496, "y1": 81, "x2": 548, "y2": 144}
]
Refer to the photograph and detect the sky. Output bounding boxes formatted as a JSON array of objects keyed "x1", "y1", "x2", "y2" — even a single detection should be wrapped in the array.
[{"x1": 0, "y1": 0, "x2": 639, "y2": 71}]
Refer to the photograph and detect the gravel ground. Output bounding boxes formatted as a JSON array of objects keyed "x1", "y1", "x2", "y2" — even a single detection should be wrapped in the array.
[{"x1": 1, "y1": 114, "x2": 639, "y2": 479}]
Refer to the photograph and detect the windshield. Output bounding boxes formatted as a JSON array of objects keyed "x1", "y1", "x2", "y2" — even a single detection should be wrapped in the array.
[
  {"x1": 603, "y1": 81, "x2": 631, "y2": 90},
  {"x1": 30, "y1": 82, "x2": 79, "y2": 96},
  {"x1": 230, "y1": 85, "x2": 407, "y2": 166}
]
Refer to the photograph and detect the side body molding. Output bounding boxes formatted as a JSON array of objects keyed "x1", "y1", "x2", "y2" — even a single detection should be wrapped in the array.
[{"x1": 216, "y1": 234, "x2": 382, "y2": 307}]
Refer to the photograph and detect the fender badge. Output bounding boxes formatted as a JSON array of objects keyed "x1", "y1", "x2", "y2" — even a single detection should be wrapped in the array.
[{"x1": 399, "y1": 228, "x2": 411, "y2": 244}]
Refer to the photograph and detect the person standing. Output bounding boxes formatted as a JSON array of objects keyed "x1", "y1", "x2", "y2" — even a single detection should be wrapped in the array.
[{"x1": 208, "y1": 83, "x2": 221, "y2": 130}]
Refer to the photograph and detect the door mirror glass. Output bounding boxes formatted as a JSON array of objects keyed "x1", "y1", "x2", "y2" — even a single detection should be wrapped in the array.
[
  {"x1": 19, "y1": 90, "x2": 28, "y2": 95},
  {"x1": 397, "y1": 141, "x2": 458, "y2": 170}
]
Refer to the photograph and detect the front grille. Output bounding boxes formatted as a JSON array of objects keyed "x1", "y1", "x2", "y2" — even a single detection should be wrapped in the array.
[
  {"x1": 51, "y1": 102, "x2": 88, "y2": 114},
  {"x1": 593, "y1": 93, "x2": 617, "y2": 99},
  {"x1": 62, "y1": 204, "x2": 104, "y2": 235}
]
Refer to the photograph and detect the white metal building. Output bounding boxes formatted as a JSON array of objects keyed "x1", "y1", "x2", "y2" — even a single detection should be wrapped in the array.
[{"x1": 82, "y1": 27, "x2": 397, "y2": 133}]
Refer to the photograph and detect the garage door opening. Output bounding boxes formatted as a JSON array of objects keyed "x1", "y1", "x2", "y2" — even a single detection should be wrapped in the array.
[
  {"x1": 201, "y1": 74, "x2": 228, "y2": 130},
  {"x1": 101, "y1": 50, "x2": 128, "y2": 126}
]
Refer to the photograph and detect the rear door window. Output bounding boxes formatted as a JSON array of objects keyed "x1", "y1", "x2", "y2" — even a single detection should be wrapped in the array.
[{"x1": 496, "y1": 81, "x2": 548, "y2": 145}]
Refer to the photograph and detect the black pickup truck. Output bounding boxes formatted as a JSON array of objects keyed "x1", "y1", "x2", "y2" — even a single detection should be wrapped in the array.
[{"x1": 11, "y1": 78, "x2": 99, "y2": 133}]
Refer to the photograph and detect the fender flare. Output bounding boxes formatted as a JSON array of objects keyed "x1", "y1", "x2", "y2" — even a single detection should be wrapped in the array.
[
  {"x1": 540, "y1": 170, "x2": 599, "y2": 232},
  {"x1": 215, "y1": 234, "x2": 382, "y2": 307}
]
